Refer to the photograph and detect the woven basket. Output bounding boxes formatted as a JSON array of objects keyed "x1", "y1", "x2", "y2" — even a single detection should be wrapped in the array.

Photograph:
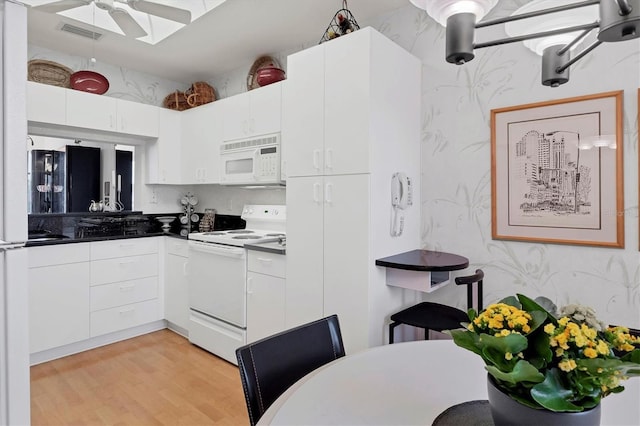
[
  {"x1": 27, "y1": 59, "x2": 73, "y2": 88},
  {"x1": 163, "y1": 90, "x2": 190, "y2": 111},
  {"x1": 185, "y1": 82, "x2": 215, "y2": 108}
]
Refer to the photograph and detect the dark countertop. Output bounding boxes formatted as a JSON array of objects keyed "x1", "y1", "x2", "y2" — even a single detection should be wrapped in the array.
[
  {"x1": 26, "y1": 231, "x2": 186, "y2": 247},
  {"x1": 245, "y1": 241, "x2": 286, "y2": 255},
  {"x1": 375, "y1": 250, "x2": 469, "y2": 272}
]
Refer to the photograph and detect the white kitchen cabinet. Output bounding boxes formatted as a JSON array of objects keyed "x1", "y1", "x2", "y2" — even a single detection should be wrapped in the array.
[
  {"x1": 146, "y1": 108, "x2": 182, "y2": 184},
  {"x1": 89, "y1": 238, "x2": 161, "y2": 338},
  {"x1": 181, "y1": 101, "x2": 222, "y2": 184},
  {"x1": 115, "y1": 98, "x2": 159, "y2": 137},
  {"x1": 28, "y1": 82, "x2": 159, "y2": 137},
  {"x1": 285, "y1": 174, "x2": 369, "y2": 333},
  {"x1": 26, "y1": 81, "x2": 66, "y2": 125},
  {"x1": 246, "y1": 250, "x2": 286, "y2": 343},
  {"x1": 221, "y1": 82, "x2": 282, "y2": 142},
  {"x1": 65, "y1": 88, "x2": 118, "y2": 132},
  {"x1": 283, "y1": 31, "x2": 371, "y2": 177},
  {"x1": 164, "y1": 238, "x2": 189, "y2": 333},
  {"x1": 285, "y1": 28, "x2": 422, "y2": 354},
  {"x1": 27, "y1": 243, "x2": 91, "y2": 354}
]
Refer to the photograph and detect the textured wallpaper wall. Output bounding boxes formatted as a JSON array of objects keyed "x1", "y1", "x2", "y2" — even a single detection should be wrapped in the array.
[
  {"x1": 371, "y1": 1, "x2": 640, "y2": 327},
  {"x1": 29, "y1": 0, "x2": 640, "y2": 327}
]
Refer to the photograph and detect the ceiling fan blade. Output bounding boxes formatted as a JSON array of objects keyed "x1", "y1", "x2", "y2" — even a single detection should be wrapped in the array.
[
  {"x1": 126, "y1": 0, "x2": 191, "y2": 24},
  {"x1": 34, "y1": 0, "x2": 91, "y2": 13},
  {"x1": 109, "y1": 8, "x2": 147, "y2": 38}
]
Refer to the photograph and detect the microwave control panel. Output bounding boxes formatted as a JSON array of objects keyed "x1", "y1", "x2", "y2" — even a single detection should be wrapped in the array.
[{"x1": 259, "y1": 147, "x2": 279, "y2": 178}]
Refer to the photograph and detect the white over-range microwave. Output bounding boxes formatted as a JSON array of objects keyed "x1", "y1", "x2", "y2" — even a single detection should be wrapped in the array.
[{"x1": 219, "y1": 133, "x2": 283, "y2": 186}]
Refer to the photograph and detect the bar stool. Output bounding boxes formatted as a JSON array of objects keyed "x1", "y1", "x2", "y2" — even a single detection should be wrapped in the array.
[{"x1": 388, "y1": 269, "x2": 484, "y2": 344}]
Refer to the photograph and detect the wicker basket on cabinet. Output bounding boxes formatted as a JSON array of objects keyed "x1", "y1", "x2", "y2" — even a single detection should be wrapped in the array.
[
  {"x1": 27, "y1": 59, "x2": 73, "y2": 88},
  {"x1": 163, "y1": 90, "x2": 190, "y2": 111},
  {"x1": 185, "y1": 82, "x2": 215, "y2": 108}
]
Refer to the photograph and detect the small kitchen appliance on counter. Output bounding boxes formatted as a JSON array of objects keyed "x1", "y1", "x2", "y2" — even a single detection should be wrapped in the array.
[{"x1": 187, "y1": 205, "x2": 286, "y2": 364}]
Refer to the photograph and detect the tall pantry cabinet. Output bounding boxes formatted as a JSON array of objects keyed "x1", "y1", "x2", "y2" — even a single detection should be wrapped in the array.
[{"x1": 283, "y1": 27, "x2": 422, "y2": 354}]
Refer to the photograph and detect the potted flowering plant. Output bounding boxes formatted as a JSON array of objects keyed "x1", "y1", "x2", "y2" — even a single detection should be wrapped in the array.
[{"x1": 448, "y1": 294, "x2": 640, "y2": 421}]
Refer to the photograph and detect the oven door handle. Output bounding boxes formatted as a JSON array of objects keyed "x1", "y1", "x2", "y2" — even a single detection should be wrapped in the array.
[{"x1": 188, "y1": 240, "x2": 246, "y2": 257}]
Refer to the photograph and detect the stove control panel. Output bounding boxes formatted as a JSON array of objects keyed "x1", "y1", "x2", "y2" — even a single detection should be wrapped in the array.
[{"x1": 242, "y1": 205, "x2": 286, "y2": 219}]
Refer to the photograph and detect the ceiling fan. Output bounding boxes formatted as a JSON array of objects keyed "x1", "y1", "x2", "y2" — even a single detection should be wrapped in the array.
[{"x1": 34, "y1": 0, "x2": 192, "y2": 38}]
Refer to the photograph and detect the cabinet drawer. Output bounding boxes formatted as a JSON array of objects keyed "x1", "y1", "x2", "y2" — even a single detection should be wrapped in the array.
[
  {"x1": 91, "y1": 238, "x2": 159, "y2": 260},
  {"x1": 166, "y1": 238, "x2": 189, "y2": 257},
  {"x1": 28, "y1": 243, "x2": 91, "y2": 268},
  {"x1": 248, "y1": 251, "x2": 286, "y2": 277},
  {"x1": 90, "y1": 299, "x2": 161, "y2": 337},
  {"x1": 91, "y1": 254, "x2": 158, "y2": 285},
  {"x1": 90, "y1": 277, "x2": 158, "y2": 312}
]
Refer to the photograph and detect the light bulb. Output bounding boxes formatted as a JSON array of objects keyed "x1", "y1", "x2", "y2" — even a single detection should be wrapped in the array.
[{"x1": 410, "y1": 0, "x2": 498, "y2": 27}]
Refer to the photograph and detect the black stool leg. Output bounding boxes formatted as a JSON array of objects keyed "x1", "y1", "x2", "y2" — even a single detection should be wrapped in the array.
[{"x1": 389, "y1": 322, "x2": 399, "y2": 344}]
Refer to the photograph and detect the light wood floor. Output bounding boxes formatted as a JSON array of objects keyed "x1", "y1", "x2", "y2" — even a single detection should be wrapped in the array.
[{"x1": 30, "y1": 329, "x2": 249, "y2": 425}]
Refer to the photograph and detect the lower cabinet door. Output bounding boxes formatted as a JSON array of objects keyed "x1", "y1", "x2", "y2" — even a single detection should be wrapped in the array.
[
  {"x1": 165, "y1": 253, "x2": 189, "y2": 331},
  {"x1": 29, "y1": 263, "x2": 90, "y2": 353},
  {"x1": 246, "y1": 271, "x2": 285, "y2": 343},
  {"x1": 90, "y1": 299, "x2": 161, "y2": 337}
]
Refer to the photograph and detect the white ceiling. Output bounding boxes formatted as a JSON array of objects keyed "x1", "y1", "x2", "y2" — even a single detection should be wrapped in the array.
[{"x1": 27, "y1": 0, "x2": 409, "y2": 84}]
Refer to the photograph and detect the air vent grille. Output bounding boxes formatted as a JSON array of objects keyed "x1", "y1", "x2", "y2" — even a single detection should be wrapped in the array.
[
  {"x1": 60, "y1": 23, "x2": 103, "y2": 40},
  {"x1": 221, "y1": 135, "x2": 280, "y2": 152}
]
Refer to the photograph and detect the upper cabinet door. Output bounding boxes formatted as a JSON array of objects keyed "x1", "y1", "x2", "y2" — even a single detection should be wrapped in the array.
[
  {"x1": 324, "y1": 30, "x2": 371, "y2": 175},
  {"x1": 282, "y1": 44, "x2": 325, "y2": 178},
  {"x1": 65, "y1": 89, "x2": 118, "y2": 132},
  {"x1": 116, "y1": 99, "x2": 159, "y2": 137},
  {"x1": 146, "y1": 108, "x2": 182, "y2": 184},
  {"x1": 249, "y1": 83, "x2": 282, "y2": 137},
  {"x1": 182, "y1": 101, "x2": 222, "y2": 184},
  {"x1": 222, "y1": 82, "x2": 282, "y2": 141},
  {"x1": 27, "y1": 81, "x2": 66, "y2": 125},
  {"x1": 221, "y1": 91, "x2": 251, "y2": 141}
]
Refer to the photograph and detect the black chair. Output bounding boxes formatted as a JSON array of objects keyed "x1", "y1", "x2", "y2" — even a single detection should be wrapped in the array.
[
  {"x1": 236, "y1": 314, "x2": 345, "y2": 425},
  {"x1": 388, "y1": 269, "x2": 484, "y2": 344}
]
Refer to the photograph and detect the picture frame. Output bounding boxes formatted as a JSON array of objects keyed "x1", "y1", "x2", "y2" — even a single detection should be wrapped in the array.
[{"x1": 491, "y1": 91, "x2": 624, "y2": 248}]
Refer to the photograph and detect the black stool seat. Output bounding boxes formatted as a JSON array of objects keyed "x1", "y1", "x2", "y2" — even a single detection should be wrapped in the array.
[
  {"x1": 390, "y1": 301, "x2": 469, "y2": 331},
  {"x1": 389, "y1": 269, "x2": 484, "y2": 343}
]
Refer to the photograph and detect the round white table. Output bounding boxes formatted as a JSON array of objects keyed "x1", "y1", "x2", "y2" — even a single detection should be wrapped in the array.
[{"x1": 258, "y1": 340, "x2": 640, "y2": 425}]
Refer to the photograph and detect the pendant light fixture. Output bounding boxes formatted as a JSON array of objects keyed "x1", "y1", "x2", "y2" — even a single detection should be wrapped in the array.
[{"x1": 410, "y1": 0, "x2": 640, "y2": 87}]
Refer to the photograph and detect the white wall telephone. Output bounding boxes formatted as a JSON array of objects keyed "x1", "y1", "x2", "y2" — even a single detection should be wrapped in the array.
[{"x1": 390, "y1": 172, "x2": 413, "y2": 237}]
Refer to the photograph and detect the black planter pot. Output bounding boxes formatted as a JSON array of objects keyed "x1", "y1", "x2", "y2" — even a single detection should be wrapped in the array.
[{"x1": 487, "y1": 375, "x2": 601, "y2": 426}]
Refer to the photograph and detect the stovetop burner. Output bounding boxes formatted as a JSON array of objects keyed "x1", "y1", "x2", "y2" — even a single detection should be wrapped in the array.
[{"x1": 227, "y1": 230, "x2": 255, "y2": 234}]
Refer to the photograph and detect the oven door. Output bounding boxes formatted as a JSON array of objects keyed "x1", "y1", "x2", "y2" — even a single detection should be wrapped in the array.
[{"x1": 188, "y1": 240, "x2": 247, "y2": 327}]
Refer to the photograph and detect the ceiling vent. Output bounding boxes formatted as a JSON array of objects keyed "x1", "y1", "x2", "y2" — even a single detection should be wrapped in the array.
[{"x1": 60, "y1": 23, "x2": 103, "y2": 40}]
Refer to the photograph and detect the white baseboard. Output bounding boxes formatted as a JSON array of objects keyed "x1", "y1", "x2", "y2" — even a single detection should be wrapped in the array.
[{"x1": 30, "y1": 320, "x2": 167, "y2": 366}]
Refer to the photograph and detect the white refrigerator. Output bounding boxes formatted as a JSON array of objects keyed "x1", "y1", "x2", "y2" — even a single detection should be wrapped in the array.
[{"x1": 0, "y1": 1, "x2": 31, "y2": 424}]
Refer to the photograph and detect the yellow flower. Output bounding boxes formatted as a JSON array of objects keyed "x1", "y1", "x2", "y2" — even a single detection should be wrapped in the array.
[
  {"x1": 559, "y1": 359, "x2": 577, "y2": 372},
  {"x1": 584, "y1": 347, "x2": 598, "y2": 358},
  {"x1": 555, "y1": 348, "x2": 564, "y2": 356},
  {"x1": 499, "y1": 329, "x2": 511, "y2": 337},
  {"x1": 596, "y1": 340, "x2": 610, "y2": 355},
  {"x1": 505, "y1": 352, "x2": 513, "y2": 360},
  {"x1": 559, "y1": 317, "x2": 570, "y2": 326},
  {"x1": 544, "y1": 323, "x2": 556, "y2": 334}
]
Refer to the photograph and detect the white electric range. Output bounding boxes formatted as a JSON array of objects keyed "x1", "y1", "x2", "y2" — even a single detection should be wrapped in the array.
[{"x1": 187, "y1": 205, "x2": 285, "y2": 364}]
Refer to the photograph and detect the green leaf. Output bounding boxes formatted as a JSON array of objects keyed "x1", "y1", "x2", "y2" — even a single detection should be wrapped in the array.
[
  {"x1": 531, "y1": 369, "x2": 583, "y2": 412},
  {"x1": 479, "y1": 333, "x2": 528, "y2": 371},
  {"x1": 486, "y1": 360, "x2": 545, "y2": 384},
  {"x1": 449, "y1": 329, "x2": 483, "y2": 357},
  {"x1": 517, "y1": 294, "x2": 556, "y2": 322},
  {"x1": 500, "y1": 295, "x2": 521, "y2": 308},
  {"x1": 577, "y1": 357, "x2": 640, "y2": 377}
]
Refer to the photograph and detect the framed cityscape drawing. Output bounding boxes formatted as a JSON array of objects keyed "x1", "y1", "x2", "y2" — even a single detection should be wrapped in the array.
[{"x1": 491, "y1": 91, "x2": 624, "y2": 248}]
